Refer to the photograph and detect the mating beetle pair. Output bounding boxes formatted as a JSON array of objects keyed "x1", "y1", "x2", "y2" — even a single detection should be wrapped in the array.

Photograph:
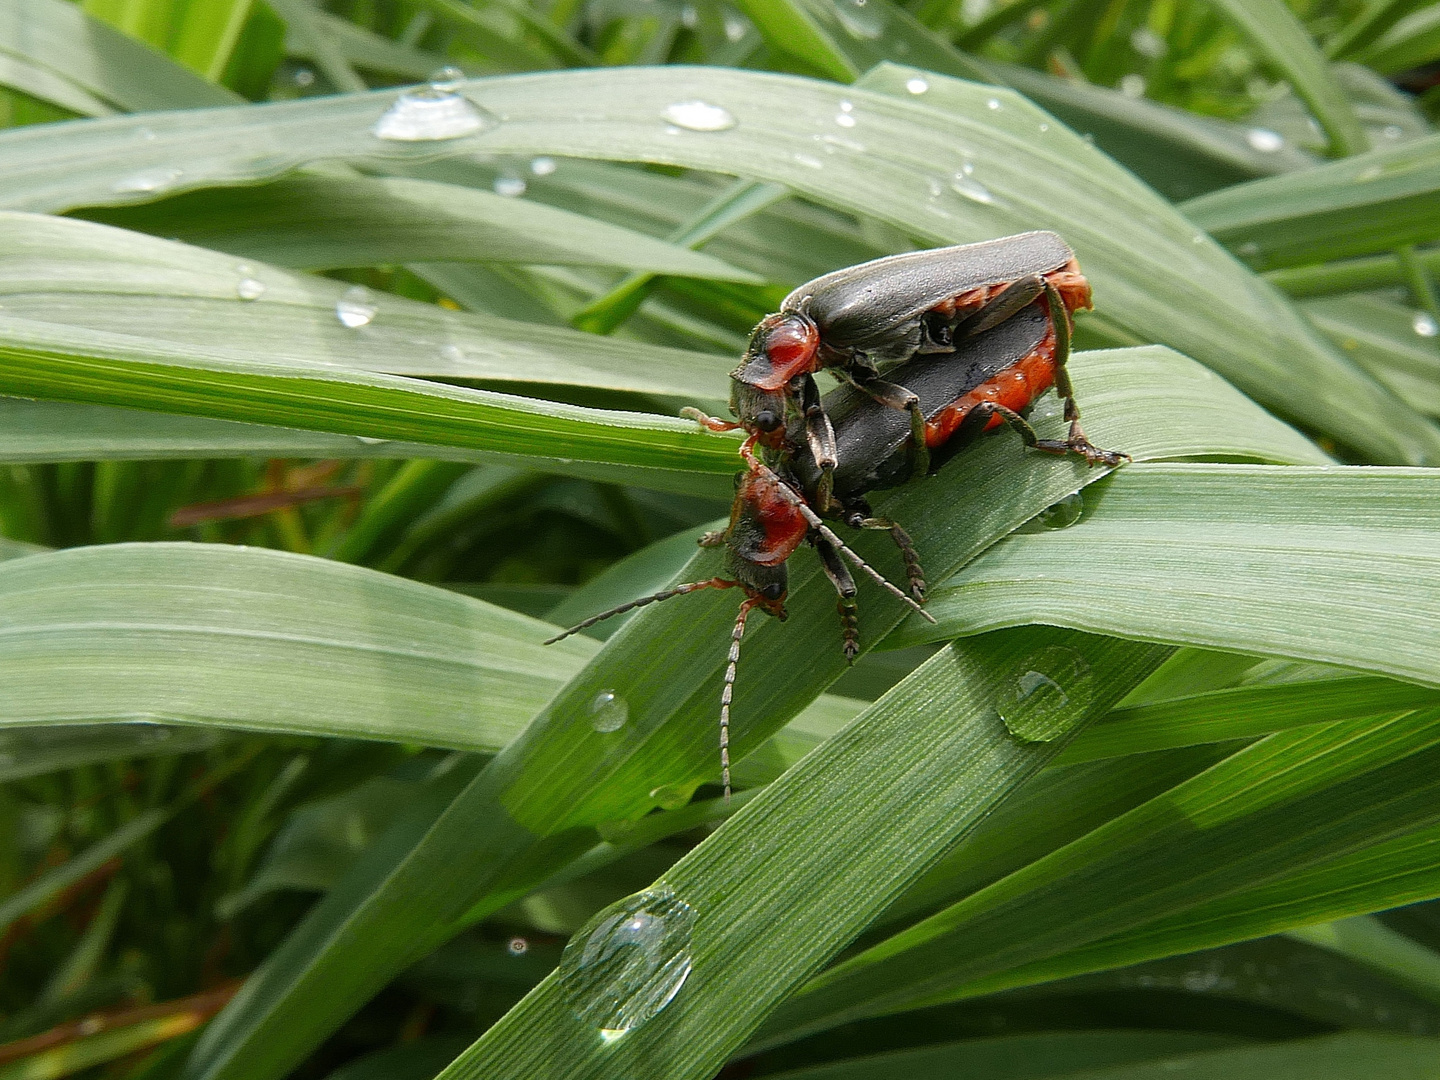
[{"x1": 547, "y1": 231, "x2": 1129, "y2": 800}]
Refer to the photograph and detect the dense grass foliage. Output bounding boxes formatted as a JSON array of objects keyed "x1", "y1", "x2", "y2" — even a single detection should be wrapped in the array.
[{"x1": 1, "y1": 1, "x2": 1440, "y2": 1079}]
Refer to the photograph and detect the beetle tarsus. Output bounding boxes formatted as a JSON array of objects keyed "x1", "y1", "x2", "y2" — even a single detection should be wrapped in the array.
[{"x1": 681, "y1": 406, "x2": 742, "y2": 434}]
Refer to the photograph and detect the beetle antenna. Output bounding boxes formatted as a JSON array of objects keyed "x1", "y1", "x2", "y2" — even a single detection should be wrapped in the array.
[
  {"x1": 721, "y1": 596, "x2": 762, "y2": 803},
  {"x1": 544, "y1": 578, "x2": 739, "y2": 644}
]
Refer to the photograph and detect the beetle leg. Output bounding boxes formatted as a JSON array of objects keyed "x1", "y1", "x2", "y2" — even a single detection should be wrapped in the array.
[
  {"x1": 840, "y1": 369, "x2": 931, "y2": 477},
  {"x1": 841, "y1": 506, "x2": 926, "y2": 602},
  {"x1": 814, "y1": 537, "x2": 860, "y2": 662},
  {"x1": 680, "y1": 405, "x2": 743, "y2": 433},
  {"x1": 800, "y1": 374, "x2": 838, "y2": 509},
  {"x1": 1041, "y1": 281, "x2": 1132, "y2": 467},
  {"x1": 953, "y1": 273, "x2": 1046, "y2": 339}
]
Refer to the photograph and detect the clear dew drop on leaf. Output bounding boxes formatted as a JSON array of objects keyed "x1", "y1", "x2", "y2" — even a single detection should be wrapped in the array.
[
  {"x1": 335, "y1": 286, "x2": 377, "y2": 329},
  {"x1": 660, "y1": 100, "x2": 737, "y2": 131},
  {"x1": 588, "y1": 690, "x2": 628, "y2": 733},
  {"x1": 996, "y1": 645, "x2": 1094, "y2": 742},
  {"x1": 559, "y1": 885, "x2": 695, "y2": 1040},
  {"x1": 372, "y1": 80, "x2": 496, "y2": 142},
  {"x1": 112, "y1": 167, "x2": 182, "y2": 195}
]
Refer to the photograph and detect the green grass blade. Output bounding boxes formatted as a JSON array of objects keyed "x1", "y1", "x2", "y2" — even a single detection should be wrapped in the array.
[
  {"x1": 1204, "y1": 0, "x2": 1368, "y2": 156},
  {"x1": 1183, "y1": 133, "x2": 1440, "y2": 270},
  {"x1": 729, "y1": 0, "x2": 858, "y2": 81},
  {"x1": 436, "y1": 629, "x2": 1173, "y2": 1080},
  {"x1": 79, "y1": 173, "x2": 764, "y2": 277},
  {"x1": 896, "y1": 464, "x2": 1440, "y2": 688},
  {"x1": 0, "y1": 66, "x2": 1431, "y2": 461},
  {"x1": 1302, "y1": 294, "x2": 1440, "y2": 419},
  {"x1": 1357, "y1": 5, "x2": 1440, "y2": 75}
]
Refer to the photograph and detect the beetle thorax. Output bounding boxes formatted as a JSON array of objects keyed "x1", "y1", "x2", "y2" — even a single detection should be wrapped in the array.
[{"x1": 732, "y1": 312, "x2": 820, "y2": 392}]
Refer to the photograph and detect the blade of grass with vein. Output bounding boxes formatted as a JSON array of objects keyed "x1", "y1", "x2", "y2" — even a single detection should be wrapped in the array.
[
  {"x1": 0, "y1": 212, "x2": 735, "y2": 400},
  {"x1": 77, "y1": 173, "x2": 765, "y2": 277},
  {"x1": 181, "y1": 343, "x2": 1289, "y2": 1080},
  {"x1": 1358, "y1": 5, "x2": 1440, "y2": 75},
  {"x1": 1061, "y1": 675, "x2": 1440, "y2": 763},
  {"x1": 1265, "y1": 247, "x2": 1440, "y2": 297},
  {"x1": 436, "y1": 628, "x2": 1174, "y2": 1080},
  {"x1": 894, "y1": 464, "x2": 1440, "y2": 688},
  {"x1": 1328, "y1": 0, "x2": 1432, "y2": 59},
  {"x1": 1204, "y1": 0, "x2": 1368, "y2": 156},
  {"x1": 1183, "y1": 133, "x2": 1440, "y2": 270},
  {"x1": 0, "y1": 0, "x2": 239, "y2": 113},
  {"x1": 0, "y1": 66, "x2": 1431, "y2": 462},
  {"x1": 0, "y1": 314, "x2": 741, "y2": 475},
  {"x1": 1301, "y1": 294, "x2": 1440, "y2": 419},
  {"x1": 0, "y1": 53, "x2": 115, "y2": 117},
  {"x1": 756, "y1": 708, "x2": 1440, "y2": 1047}
]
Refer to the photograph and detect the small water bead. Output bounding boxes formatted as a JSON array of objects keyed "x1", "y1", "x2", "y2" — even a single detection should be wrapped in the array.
[
  {"x1": 372, "y1": 86, "x2": 494, "y2": 142},
  {"x1": 986, "y1": 97, "x2": 1001, "y2": 110},
  {"x1": 1130, "y1": 26, "x2": 1167, "y2": 58},
  {"x1": 839, "y1": 100, "x2": 854, "y2": 112},
  {"x1": 835, "y1": 112, "x2": 857, "y2": 128},
  {"x1": 336, "y1": 286, "x2": 378, "y2": 329},
  {"x1": 530, "y1": 155, "x2": 557, "y2": 176},
  {"x1": 649, "y1": 783, "x2": 693, "y2": 811},
  {"x1": 134, "y1": 126, "x2": 157, "y2": 141},
  {"x1": 112, "y1": 167, "x2": 182, "y2": 194},
  {"x1": 426, "y1": 66, "x2": 466, "y2": 93},
  {"x1": 680, "y1": 4, "x2": 699, "y2": 28},
  {"x1": 834, "y1": 0, "x2": 884, "y2": 39},
  {"x1": 1245, "y1": 127, "x2": 1285, "y2": 153},
  {"x1": 439, "y1": 343, "x2": 466, "y2": 363},
  {"x1": 996, "y1": 645, "x2": 1094, "y2": 742},
  {"x1": 1383, "y1": 124, "x2": 1404, "y2": 141},
  {"x1": 1038, "y1": 491, "x2": 1084, "y2": 529},
  {"x1": 235, "y1": 275, "x2": 266, "y2": 301},
  {"x1": 293, "y1": 68, "x2": 316, "y2": 88},
  {"x1": 660, "y1": 100, "x2": 737, "y2": 132},
  {"x1": 927, "y1": 176, "x2": 945, "y2": 198},
  {"x1": 793, "y1": 153, "x2": 824, "y2": 169},
  {"x1": 1038, "y1": 122, "x2": 1049, "y2": 133},
  {"x1": 493, "y1": 173, "x2": 527, "y2": 197},
  {"x1": 1356, "y1": 164, "x2": 1383, "y2": 182},
  {"x1": 355, "y1": 436, "x2": 389, "y2": 445},
  {"x1": 507, "y1": 936, "x2": 529, "y2": 956},
  {"x1": 951, "y1": 173, "x2": 995, "y2": 205},
  {"x1": 1119, "y1": 74, "x2": 1146, "y2": 98},
  {"x1": 1237, "y1": 241, "x2": 1261, "y2": 257},
  {"x1": 820, "y1": 134, "x2": 865, "y2": 152},
  {"x1": 588, "y1": 690, "x2": 628, "y2": 733},
  {"x1": 905, "y1": 76, "x2": 929, "y2": 95},
  {"x1": 1414, "y1": 312, "x2": 1438, "y2": 338},
  {"x1": 723, "y1": 13, "x2": 748, "y2": 41},
  {"x1": 559, "y1": 885, "x2": 695, "y2": 1039}
]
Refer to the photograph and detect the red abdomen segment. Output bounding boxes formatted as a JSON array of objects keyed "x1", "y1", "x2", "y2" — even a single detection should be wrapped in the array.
[
  {"x1": 933, "y1": 261, "x2": 1092, "y2": 324},
  {"x1": 924, "y1": 324, "x2": 1057, "y2": 448},
  {"x1": 729, "y1": 463, "x2": 809, "y2": 566}
]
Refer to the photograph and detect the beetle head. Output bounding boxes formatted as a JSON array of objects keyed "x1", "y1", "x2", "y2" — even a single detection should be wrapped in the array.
[
  {"x1": 728, "y1": 380, "x2": 794, "y2": 449},
  {"x1": 733, "y1": 313, "x2": 821, "y2": 392}
]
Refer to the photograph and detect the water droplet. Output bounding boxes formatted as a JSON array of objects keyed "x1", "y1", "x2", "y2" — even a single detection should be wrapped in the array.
[
  {"x1": 112, "y1": 167, "x2": 182, "y2": 194},
  {"x1": 1038, "y1": 491, "x2": 1083, "y2": 529},
  {"x1": 1130, "y1": 26, "x2": 1167, "y2": 58},
  {"x1": 589, "y1": 690, "x2": 628, "y2": 733},
  {"x1": 1245, "y1": 127, "x2": 1284, "y2": 153},
  {"x1": 996, "y1": 645, "x2": 1093, "y2": 742},
  {"x1": 1357, "y1": 164, "x2": 1383, "y2": 182},
  {"x1": 649, "y1": 783, "x2": 693, "y2": 811},
  {"x1": 1192, "y1": 232, "x2": 1206, "y2": 244},
  {"x1": 660, "y1": 100, "x2": 737, "y2": 132},
  {"x1": 819, "y1": 133, "x2": 865, "y2": 152},
  {"x1": 355, "y1": 436, "x2": 388, "y2": 445},
  {"x1": 560, "y1": 885, "x2": 694, "y2": 1039},
  {"x1": 493, "y1": 173, "x2": 527, "y2": 197},
  {"x1": 680, "y1": 3, "x2": 698, "y2": 28},
  {"x1": 236, "y1": 276, "x2": 266, "y2": 301},
  {"x1": 1119, "y1": 74, "x2": 1146, "y2": 98},
  {"x1": 507, "y1": 936, "x2": 529, "y2": 956},
  {"x1": 723, "y1": 13, "x2": 748, "y2": 41},
  {"x1": 1237, "y1": 241, "x2": 1261, "y2": 257},
  {"x1": 1383, "y1": 124, "x2": 1404, "y2": 140},
  {"x1": 293, "y1": 67, "x2": 316, "y2": 88},
  {"x1": 1414, "y1": 312, "x2": 1438, "y2": 338},
  {"x1": 986, "y1": 97, "x2": 1001, "y2": 111},
  {"x1": 838, "y1": 100, "x2": 854, "y2": 113},
  {"x1": 793, "y1": 153, "x2": 824, "y2": 169},
  {"x1": 927, "y1": 176, "x2": 945, "y2": 198},
  {"x1": 951, "y1": 173, "x2": 995, "y2": 205},
  {"x1": 835, "y1": 112, "x2": 857, "y2": 128},
  {"x1": 906, "y1": 76, "x2": 929, "y2": 95},
  {"x1": 1038, "y1": 122, "x2": 1049, "y2": 132},
  {"x1": 336, "y1": 286, "x2": 377, "y2": 329},
  {"x1": 426, "y1": 66, "x2": 466, "y2": 93},
  {"x1": 530, "y1": 155, "x2": 557, "y2": 176},
  {"x1": 373, "y1": 86, "x2": 495, "y2": 142},
  {"x1": 134, "y1": 126, "x2": 157, "y2": 141},
  {"x1": 1081, "y1": 132, "x2": 1095, "y2": 145},
  {"x1": 439, "y1": 343, "x2": 466, "y2": 363}
]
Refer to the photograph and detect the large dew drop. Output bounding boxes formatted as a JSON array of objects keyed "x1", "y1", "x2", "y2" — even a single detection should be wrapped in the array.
[
  {"x1": 996, "y1": 645, "x2": 1094, "y2": 742},
  {"x1": 660, "y1": 100, "x2": 737, "y2": 132},
  {"x1": 589, "y1": 690, "x2": 628, "y2": 733},
  {"x1": 1037, "y1": 491, "x2": 1084, "y2": 530},
  {"x1": 1414, "y1": 312, "x2": 1439, "y2": 338},
  {"x1": 1245, "y1": 128, "x2": 1285, "y2": 153},
  {"x1": 560, "y1": 885, "x2": 695, "y2": 1040},
  {"x1": 373, "y1": 84, "x2": 495, "y2": 142}
]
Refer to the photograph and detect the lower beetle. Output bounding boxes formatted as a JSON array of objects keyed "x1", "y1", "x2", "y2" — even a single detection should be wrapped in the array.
[{"x1": 544, "y1": 440, "x2": 931, "y2": 801}]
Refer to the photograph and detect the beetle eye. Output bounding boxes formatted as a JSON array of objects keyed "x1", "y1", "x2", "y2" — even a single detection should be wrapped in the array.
[
  {"x1": 761, "y1": 582, "x2": 785, "y2": 602},
  {"x1": 764, "y1": 316, "x2": 819, "y2": 370},
  {"x1": 753, "y1": 409, "x2": 781, "y2": 432}
]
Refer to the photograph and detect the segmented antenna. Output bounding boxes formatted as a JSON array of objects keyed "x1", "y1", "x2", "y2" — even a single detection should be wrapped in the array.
[
  {"x1": 721, "y1": 597, "x2": 762, "y2": 803},
  {"x1": 543, "y1": 577, "x2": 739, "y2": 644}
]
